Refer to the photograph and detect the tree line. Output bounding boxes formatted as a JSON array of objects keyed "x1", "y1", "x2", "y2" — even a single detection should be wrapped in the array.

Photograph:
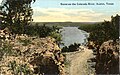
[{"x1": 79, "y1": 14, "x2": 119, "y2": 45}]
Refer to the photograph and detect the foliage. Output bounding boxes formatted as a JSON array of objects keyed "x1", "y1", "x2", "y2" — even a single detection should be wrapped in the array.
[
  {"x1": 18, "y1": 38, "x2": 31, "y2": 46},
  {"x1": 95, "y1": 40, "x2": 119, "y2": 74},
  {"x1": 78, "y1": 15, "x2": 119, "y2": 45},
  {"x1": 0, "y1": 0, "x2": 36, "y2": 34},
  {"x1": 62, "y1": 43, "x2": 80, "y2": 52},
  {"x1": 0, "y1": 41, "x2": 22, "y2": 61},
  {"x1": 32, "y1": 22, "x2": 97, "y2": 27},
  {"x1": 25, "y1": 24, "x2": 62, "y2": 43},
  {"x1": 50, "y1": 31, "x2": 62, "y2": 43},
  {"x1": 78, "y1": 23, "x2": 100, "y2": 32},
  {"x1": 8, "y1": 61, "x2": 33, "y2": 75},
  {"x1": 0, "y1": 42, "x2": 13, "y2": 61}
]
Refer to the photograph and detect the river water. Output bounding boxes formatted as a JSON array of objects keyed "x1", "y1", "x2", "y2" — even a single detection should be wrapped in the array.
[{"x1": 60, "y1": 27, "x2": 89, "y2": 47}]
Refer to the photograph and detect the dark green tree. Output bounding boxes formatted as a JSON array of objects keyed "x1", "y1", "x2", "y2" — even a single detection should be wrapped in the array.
[{"x1": 0, "y1": 0, "x2": 36, "y2": 34}]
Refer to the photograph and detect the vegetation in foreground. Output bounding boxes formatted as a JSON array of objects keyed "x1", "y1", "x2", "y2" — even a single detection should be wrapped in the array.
[
  {"x1": 0, "y1": 30, "x2": 65, "y2": 74},
  {"x1": 95, "y1": 40, "x2": 119, "y2": 74},
  {"x1": 79, "y1": 15, "x2": 119, "y2": 74},
  {"x1": 0, "y1": 0, "x2": 64, "y2": 75},
  {"x1": 0, "y1": 0, "x2": 119, "y2": 75}
]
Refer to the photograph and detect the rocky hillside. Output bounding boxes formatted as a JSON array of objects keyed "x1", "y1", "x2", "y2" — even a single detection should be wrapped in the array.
[
  {"x1": 0, "y1": 28, "x2": 65, "y2": 75},
  {"x1": 95, "y1": 40, "x2": 119, "y2": 74}
]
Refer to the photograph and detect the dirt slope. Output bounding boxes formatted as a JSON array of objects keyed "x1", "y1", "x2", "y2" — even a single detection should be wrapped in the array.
[
  {"x1": 0, "y1": 28, "x2": 65, "y2": 75},
  {"x1": 64, "y1": 46, "x2": 95, "y2": 75}
]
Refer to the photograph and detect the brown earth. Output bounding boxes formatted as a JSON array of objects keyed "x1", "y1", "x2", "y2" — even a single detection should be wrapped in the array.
[
  {"x1": 0, "y1": 28, "x2": 65, "y2": 75},
  {"x1": 63, "y1": 46, "x2": 95, "y2": 75}
]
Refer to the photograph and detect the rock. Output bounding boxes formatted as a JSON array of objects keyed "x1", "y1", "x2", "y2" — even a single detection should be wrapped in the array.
[
  {"x1": 0, "y1": 29, "x2": 65, "y2": 75},
  {"x1": 96, "y1": 40, "x2": 119, "y2": 74}
]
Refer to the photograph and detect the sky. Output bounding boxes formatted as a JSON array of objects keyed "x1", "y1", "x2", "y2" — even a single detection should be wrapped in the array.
[
  {"x1": 0, "y1": 0, "x2": 120, "y2": 22},
  {"x1": 0, "y1": 0, "x2": 2, "y2": 4}
]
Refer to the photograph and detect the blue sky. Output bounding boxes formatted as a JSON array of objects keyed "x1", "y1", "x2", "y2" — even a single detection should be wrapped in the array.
[
  {"x1": 0, "y1": 0, "x2": 120, "y2": 22},
  {"x1": 31, "y1": 0, "x2": 120, "y2": 22}
]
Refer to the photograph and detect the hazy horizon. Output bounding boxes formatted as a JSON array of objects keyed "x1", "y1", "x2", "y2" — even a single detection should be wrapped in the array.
[
  {"x1": 31, "y1": 0, "x2": 120, "y2": 22},
  {"x1": 0, "y1": 0, "x2": 120, "y2": 22}
]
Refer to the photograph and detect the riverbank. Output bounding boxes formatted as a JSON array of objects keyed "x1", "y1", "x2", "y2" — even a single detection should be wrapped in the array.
[{"x1": 63, "y1": 46, "x2": 95, "y2": 75}]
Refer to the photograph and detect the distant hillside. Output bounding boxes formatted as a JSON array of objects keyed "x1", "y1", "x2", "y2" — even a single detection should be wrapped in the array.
[{"x1": 31, "y1": 22, "x2": 102, "y2": 27}]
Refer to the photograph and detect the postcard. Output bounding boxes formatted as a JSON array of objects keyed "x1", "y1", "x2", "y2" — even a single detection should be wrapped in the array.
[{"x1": 0, "y1": 0, "x2": 119, "y2": 75}]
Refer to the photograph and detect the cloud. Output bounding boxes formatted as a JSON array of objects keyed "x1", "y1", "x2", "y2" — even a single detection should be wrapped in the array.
[
  {"x1": 33, "y1": 11, "x2": 49, "y2": 17},
  {"x1": 0, "y1": 0, "x2": 2, "y2": 4},
  {"x1": 32, "y1": 7, "x2": 110, "y2": 22}
]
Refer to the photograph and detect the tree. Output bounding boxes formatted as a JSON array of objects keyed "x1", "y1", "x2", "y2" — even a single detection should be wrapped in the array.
[
  {"x1": 79, "y1": 14, "x2": 119, "y2": 45},
  {"x1": 0, "y1": 0, "x2": 36, "y2": 34}
]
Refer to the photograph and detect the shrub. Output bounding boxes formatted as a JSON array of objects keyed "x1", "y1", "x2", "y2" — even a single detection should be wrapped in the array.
[
  {"x1": 8, "y1": 61, "x2": 33, "y2": 75},
  {"x1": 0, "y1": 42, "x2": 13, "y2": 61},
  {"x1": 50, "y1": 31, "x2": 62, "y2": 43},
  {"x1": 18, "y1": 38, "x2": 31, "y2": 46},
  {"x1": 25, "y1": 24, "x2": 62, "y2": 43},
  {"x1": 62, "y1": 43, "x2": 80, "y2": 52}
]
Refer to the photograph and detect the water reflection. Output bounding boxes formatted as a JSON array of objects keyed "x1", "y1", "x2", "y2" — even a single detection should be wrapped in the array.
[{"x1": 60, "y1": 27, "x2": 89, "y2": 48}]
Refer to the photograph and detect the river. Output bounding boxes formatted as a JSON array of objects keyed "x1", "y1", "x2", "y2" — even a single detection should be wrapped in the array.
[
  {"x1": 60, "y1": 27, "x2": 89, "y2": 47},
  {"x1": 60, "y1": 27, "x2": 95, "y2": 75}
]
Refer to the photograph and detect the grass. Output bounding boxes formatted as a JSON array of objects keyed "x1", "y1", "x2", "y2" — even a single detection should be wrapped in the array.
[
  {"x1": 18, "y1": 38, "x2": 32, "y2": 46},
  {"x1": 8, "y1": 61, "x2": 33, "y2": 75},
  {"x1": 0, "y1": 42, "x2": 13, "y2": 61}
]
